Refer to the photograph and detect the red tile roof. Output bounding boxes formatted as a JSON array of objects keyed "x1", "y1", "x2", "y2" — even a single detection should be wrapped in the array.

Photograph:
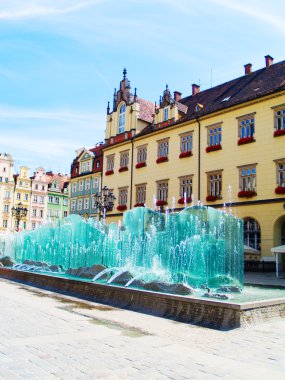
[
  {"x1": 138, "y1": 98, "x2": 155, "y2": 123},
  {"x1": 137, "y1": 59, "x2": 285, "y2": 137}
]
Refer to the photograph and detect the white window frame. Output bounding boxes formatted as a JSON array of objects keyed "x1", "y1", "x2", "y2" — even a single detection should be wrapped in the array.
[
  {"x1": 207, "y1": 171, "x2": 222, "y2": 198},
  {"x1": 118, "y1": 187, "x2": 128, "y2": 206},
  {"x1": 157, "y1": 181, "x2": 168, "y2": 202},
  {"x1": 157, "y1": 139, "x2": 169, "y2": 158},
  {"x1": 118, "y1": 104, "x2": 126, "y2": 134},
  {"x1": 239, "y1": 166, "x2": 256, "y2": 192},
  {"x1": 136, "y1": 184, "x2": 146, "y2": 204},
  {"x1": 137, "y1": 145, "x2": 147, "y2": 163},
  {"x1": 180, "y1": 176, "x2": 193, "y2": 198}
]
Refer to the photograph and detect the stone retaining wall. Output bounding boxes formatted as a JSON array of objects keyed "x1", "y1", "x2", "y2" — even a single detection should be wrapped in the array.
[{"x1": 1, "y1": 268, "x2": 285, "y2": 330}]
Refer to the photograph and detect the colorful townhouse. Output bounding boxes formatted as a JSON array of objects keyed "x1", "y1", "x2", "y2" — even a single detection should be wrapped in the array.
[
  {"x1": 69, "y1": 144, "x2": 103, "y2": 219},
  {"x1": 29, "y1": 167, "x2": 48, "y2": 230},
  {"x1": 101, "y1": 57, "x2": 285, "y2": 262},
  {"x1": 0, "y1": 153, "x2": 15, "y2": 232},
  {"x1": 13, "y1": 166, "x2": 31, "y2": 230},
  {"x1": 46, "y1": 172, "x2": 69, "y2": 222}
]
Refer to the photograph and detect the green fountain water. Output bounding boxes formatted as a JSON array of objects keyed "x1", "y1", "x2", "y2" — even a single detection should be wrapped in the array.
[{"x1": 1, "y1": 206, "x2": 244, "y2": 289}]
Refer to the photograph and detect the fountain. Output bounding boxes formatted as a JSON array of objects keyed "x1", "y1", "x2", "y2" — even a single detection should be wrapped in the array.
[
  {"x1": 0, "y1": 206, "x2": 243, "y2": 290},
  {"x1": 1, "y1": 206, "x2": 285, "y2": 329}
]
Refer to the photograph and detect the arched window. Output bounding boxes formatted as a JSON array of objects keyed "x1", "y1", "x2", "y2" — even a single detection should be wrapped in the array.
[
  {"x1": 118, "y1": 104, "x2": 126, "y2": 134},
  {"x1": 243, "y1": 218, "x2": 261, "y2": 251},
  {"x1": 164, "y1": 107, "x2": 169, "y2": 121}
]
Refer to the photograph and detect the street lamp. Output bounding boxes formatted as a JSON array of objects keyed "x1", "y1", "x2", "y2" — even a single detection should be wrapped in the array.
[
  {"x1": 11, "y1": 202, "x2": 28, "y2": 231},
  {"x1": 93, "y1": 186, "x2": 116, "y2": 221}
]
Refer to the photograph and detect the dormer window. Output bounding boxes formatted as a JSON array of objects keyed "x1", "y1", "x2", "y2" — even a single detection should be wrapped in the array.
[
  {"x1": 118, "y1": 104, "x2": 126, "y2": 134},
  {"x1": 164, "y1": 107, "x2": 169, "y2": 121}
]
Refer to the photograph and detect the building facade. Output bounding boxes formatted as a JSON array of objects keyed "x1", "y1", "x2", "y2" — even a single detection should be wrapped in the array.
[
  {"x1": 46, "y1": 172, "x2": 69, "y2": 222},
  {"x1": 13, "y1": 166, "x2": 31, "y2": 231},
  {"x1": 29, "y1": 167, "x2": 48, "y2": 230},
  {"x1": 69, "y1": 145, "x2": 103, "y2": 219},
  {"x1": 101, "y1": 58, "x2": 285, "y2": 261},
  {"x1": 0, "y1": 153, "x2": 14, "y2": 233}
]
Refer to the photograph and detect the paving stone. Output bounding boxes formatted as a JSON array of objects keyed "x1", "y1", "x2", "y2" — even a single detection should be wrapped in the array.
[{"x1": 0, "y1": 278, "x2": 285, "y2": 379}]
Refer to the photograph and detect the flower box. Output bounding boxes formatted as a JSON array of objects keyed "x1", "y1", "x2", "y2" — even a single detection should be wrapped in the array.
[
  {"x1": 118, "y1": 166, "x2": 128, "y2": 172},
  {"x1": 237, "y1": 136, "x2": 254, "y2": 145},
  {"x1": 179, "y1": 151, "x2": 192, "y2": 158},
  {"x1": 117, "y1": 204, "x2": 127, "y2": 211},
  {"x1": 156, "y1": 200, "x2": 167, "y2": 207},
  {"x1": 178, "y1": 197, "x2": 192, "y2": 204},
  {"x1": 134, "y1": 203, "x2": 145, "y2": 207},
  {"x1": 105, "y1": 170, "x2": 114, "y2": 176},
  {"x1": 274, "y1": 129, "x2": 285, "y2": 137},
  {"x1": 238, "y1": 190, "x2": 257, "y2": 198},
  {"x1": 206, "y1": 195, "x2": 218, "y2": 202},
  {"x1": 206, "y1": 144, "x2": 222, "y2": 153},
  {"x1": 156, "y1": 156, "x2": 168, "y2": 164},
  {"x1": 275, "y1": 186, "x2": 285, "y2": 194},
  {"x1": 136, "y1": 162, "x2": 146, "y2": 169}
]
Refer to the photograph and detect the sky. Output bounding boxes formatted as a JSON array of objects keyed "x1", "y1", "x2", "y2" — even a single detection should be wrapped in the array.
[{"x1": 0, "y1": 0, "x2": 284, "y2": 174}]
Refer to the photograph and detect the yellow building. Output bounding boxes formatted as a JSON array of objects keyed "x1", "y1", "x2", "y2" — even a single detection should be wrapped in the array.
[
  {"x1": 0, "y1": 153, "x2": 14, "y2": 233},
  {"x1": 102, "y1": 58, "x2": 285, "y2": 262},
  {"x1": 13, "y1": 166, "x2": 31, "y2": 230}
]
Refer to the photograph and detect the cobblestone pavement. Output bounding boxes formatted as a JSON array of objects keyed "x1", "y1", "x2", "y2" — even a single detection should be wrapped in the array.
[{"x1": 0, "y1": 279, "x2": 285, "y2": 380}]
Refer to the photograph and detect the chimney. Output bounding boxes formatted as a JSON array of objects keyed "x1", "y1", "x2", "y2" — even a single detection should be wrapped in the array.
[
  {"x1": 265, "y1": 55, "x2": 274, "y2": 68},
  {"x1": 244, "y1": 63, "x2": 252, "y2": 75},
  {"x1": 174, "y1": 91, "x2": 182, "y2": 101},
  {"x1": 192, "y1": 84, "x2": 200, "y2": 96}
]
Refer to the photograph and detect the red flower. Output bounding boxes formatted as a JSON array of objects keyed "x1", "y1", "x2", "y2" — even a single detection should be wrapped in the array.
[
  {"x1": 177, "y1": 197, "x2": 192, "y2": 204},
  {"x1": 275, "y1": 186, "x2": 285, "y2": 194},
  {"x1": 156, "y1": 200, "x2": 167, "y2": 206},
  {"x1": 237, "y1": 136, "x2": 254, "y2": 145},
  {"x1": 156, "y1": 156, "x2": 168, "y2": 164},
  {"x1": 238, "y1": 190, "x2": 257, "y2": 198},
  {"x1": 206, "y1": 195, "x2": 218, "y2": 202},
  {"x1": 117, "y1": 204, "x2": 127, "y2": 211},
  {"x1": 134, "y1": 203, "x2": 145, "y2": 207},
  {"x1": 206, "y1": 144, "x2": 222, "y2": 153},
  {"x1": 118, "y1": 166, "x2": 128, "y2": 172},
  {"x1": 274, "y1": 129, "x2": 285, "y2": 137},
  {"x1": 136, "y1": 162, "x2": 146, "y2": 169},
  {"x1": 105, "y1": 170, "x2": 114, "y2": 176},
  {"x1": 179, "y1": 151, "x2": 192, "y2": 158}
]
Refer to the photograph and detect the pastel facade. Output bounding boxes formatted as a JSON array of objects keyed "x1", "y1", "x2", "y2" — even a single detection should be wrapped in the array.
[
  {"x1": 46, "y1": 172, "x2": 69, "y2": 222},
  {"x1": 69, "y1": 145, "x2": 103, "y2": 219},
  {"x1": 0, "y1": 153, "x2": 14, "y2": 232},
  {"x1": 101, "y1": 59, "x2": 285, "y2": 261},
  {"x1": 29, "y1": 167, "x2": 48, "y2": 230},
  {"x1": 13, "y1": 166, "x2": 31, "y2": 230}
]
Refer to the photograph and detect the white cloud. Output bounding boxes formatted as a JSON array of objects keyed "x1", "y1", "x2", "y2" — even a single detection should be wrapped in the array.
[
  {"x1": 0, "y1": 0, "x2": 103, "y2": 20},
  {"x1": 0, "y1": 104, "x2": 105, "y2": 123},
  {"x1": 209, "y1": 0, "x2": 285, "y2": 35},
  {"x1": 0, "y1": 104, "x2": 106, "y2": 172}
]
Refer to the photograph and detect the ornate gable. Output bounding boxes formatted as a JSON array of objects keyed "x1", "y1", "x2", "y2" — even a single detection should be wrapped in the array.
[{"x1": 111, "y1": 68, "x2": 137, "y2": 112}]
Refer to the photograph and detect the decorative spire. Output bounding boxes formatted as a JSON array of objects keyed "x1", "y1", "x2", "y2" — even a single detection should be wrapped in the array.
[
  {"x1": 166, "y1": 84, "x2": 168, "y2": 90},
  {"x1": 113, "y1": 88, "x2": 117, "y2": 111},
  {"x1": 123, "y1": 68, "x2": 127, "y2": 80},
  {"x1": 134, "y1": 87, "x2": 137, "y2": 102},
  {"x1": 107, "y1": 101, "x2": 110, "y2": 115}
]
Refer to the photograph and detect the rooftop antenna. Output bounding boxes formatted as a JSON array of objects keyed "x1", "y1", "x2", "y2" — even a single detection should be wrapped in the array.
[{"x1": 211, "y1": 68, "x2": 213, "y2": 88}]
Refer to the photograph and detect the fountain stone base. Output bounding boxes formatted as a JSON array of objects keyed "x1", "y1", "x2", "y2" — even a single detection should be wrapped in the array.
[{"x1": 1, "y1": 267, "x2": 285, "y2": 330}]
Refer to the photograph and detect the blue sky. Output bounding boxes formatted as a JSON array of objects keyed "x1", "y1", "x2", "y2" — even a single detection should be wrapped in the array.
[{"x1": 0, "y1": 0, "x2": 284, "y2": 174}]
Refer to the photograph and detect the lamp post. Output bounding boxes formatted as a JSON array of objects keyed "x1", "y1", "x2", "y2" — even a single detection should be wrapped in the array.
[
  {"x1": 11, "y1": 202, "x2": 28, "y2": 231},
  {"x1": 93, "y1": 186, "x2": 116, "y2": 222}
]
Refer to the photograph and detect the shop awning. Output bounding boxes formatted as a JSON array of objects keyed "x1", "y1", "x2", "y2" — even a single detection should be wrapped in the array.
[{"x1": 271, "y1": 245, "x2": 285, "y2": 278}]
